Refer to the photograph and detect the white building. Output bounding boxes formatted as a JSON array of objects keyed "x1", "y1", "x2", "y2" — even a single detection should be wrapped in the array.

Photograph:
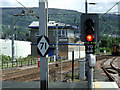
[{"x1": 0, "y1": 39, "x2": 31, "y2": 58}]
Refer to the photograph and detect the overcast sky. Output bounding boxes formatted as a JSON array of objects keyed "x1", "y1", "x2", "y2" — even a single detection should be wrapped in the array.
[{"x1": 1, "y1": 0, "x2": 120, "y2": 13}]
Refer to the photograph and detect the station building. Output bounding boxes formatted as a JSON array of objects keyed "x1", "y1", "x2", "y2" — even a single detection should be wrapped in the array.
[{"x1": 28, "y1": 21, "x2": 85, "y2": 60}]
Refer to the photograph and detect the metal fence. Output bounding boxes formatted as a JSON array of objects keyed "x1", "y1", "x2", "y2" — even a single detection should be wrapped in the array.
[{"x1": 1, "y1": 59, "x2": 38, "y2": 69}]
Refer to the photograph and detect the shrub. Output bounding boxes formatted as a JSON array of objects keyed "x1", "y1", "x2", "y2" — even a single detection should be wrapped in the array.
[{"x1": 1, "y1": 54, "x2": 12, "y2": 61}]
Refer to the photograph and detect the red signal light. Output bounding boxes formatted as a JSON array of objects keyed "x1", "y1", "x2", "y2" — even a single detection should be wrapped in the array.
[{"x1": 86, "y1": 35, "x2": 93, "y2": 41}]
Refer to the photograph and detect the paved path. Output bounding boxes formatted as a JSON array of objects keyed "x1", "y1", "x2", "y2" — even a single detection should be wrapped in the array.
[
  {"x1": 1, "y1": 81, "x2": 119, "y2": 90},
  {"x1": 2, "y1": 81, "x2": 88, "y2": 88}
]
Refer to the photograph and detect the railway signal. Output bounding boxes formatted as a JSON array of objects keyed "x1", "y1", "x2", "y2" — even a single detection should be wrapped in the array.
[
  {"x1": 86, "y1": 35, "x2": 93, "y2": 42},
  {"x1": 81, "y1": 13, "x2": 99, "y2": 42}
]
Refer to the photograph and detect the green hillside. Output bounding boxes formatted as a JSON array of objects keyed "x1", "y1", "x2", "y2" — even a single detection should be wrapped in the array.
[{"x1": 1, "y1": 7, "x2": 119, "y2": 40}]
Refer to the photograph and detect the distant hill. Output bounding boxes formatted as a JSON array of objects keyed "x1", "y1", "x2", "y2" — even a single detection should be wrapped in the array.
[{"x1": 1, "y1": 7, "x2": 119, "y2": 40}]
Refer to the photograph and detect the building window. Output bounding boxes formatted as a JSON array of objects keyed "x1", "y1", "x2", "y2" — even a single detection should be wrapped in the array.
[
  {"x1": 35, "y1": 32, "x2": 40, "y2": 37},
  {"x1": 58, "y1": 30, "x2": 67, "y2": 37},
  {"x1": 67, "y1": 30, "x2": 74, "y2": 38},
  {"x1": 53, "y1": 29, "x2": 74, "y2": 38},
  {"x1": 58, "y1": 30, "x2": 61, "y2": 37}
]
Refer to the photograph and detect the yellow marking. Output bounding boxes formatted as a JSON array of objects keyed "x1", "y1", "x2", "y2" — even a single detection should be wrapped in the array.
[{"x1": 93, "y1": 82, "x2": 101, "y2": 89}]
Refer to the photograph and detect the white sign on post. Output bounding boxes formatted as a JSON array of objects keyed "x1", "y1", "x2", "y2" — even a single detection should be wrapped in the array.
[
  {"x1": 85, "y1": 44, "x2": 95, "y2": 54},
  {"x1": 37, "y1": 36, "x2": 49, "y2": 57}
]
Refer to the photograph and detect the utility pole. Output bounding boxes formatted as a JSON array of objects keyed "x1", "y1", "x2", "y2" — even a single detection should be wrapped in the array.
[
  {"x1": 39, "y1": 0, "x2": 48, "y2": 90},
  {"x1": 56, "y1": 24, "x2": 59, "y2": 61},
  {"x1": 12, "y1": 16, "x2": 15, "y2": 66}
]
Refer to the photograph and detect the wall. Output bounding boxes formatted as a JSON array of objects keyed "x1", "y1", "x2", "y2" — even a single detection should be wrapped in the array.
[
  {"x1": 0, "y1": 39, "x2": 31, "y2": 58},
  {"x1": 68, "y1": 46, "x2": 85, "y2": 60}
]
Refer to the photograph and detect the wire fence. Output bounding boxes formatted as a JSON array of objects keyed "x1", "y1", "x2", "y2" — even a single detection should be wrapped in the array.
[{"x1": 1, "y1": 59, "x2": 38, "y2": 69}]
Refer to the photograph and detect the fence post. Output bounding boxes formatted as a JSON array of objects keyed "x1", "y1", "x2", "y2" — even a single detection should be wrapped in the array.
[
  {"x1": 2, "y1": 60, "x2": 3, "y2": 69},
  {"x1": 72, "y1": 51, "x2": 74, "y2": 81},
  {"x1": 35, "y1": 59, "x2": 36, "y2": 65},
  {"x1": 34, "y1": 59, "x2": 36, "y2": 66},
  {"x1": 25, "y1": 59, "x2": 26, "y2": 66},
  {"x1": 12, "y1": 61, "x2": 13, "y2": 67},
  {"x1": 61, "y1": 56, "x2": 62, "y2": 81},
  {"x1": 21, "y1": 61, "x2": 22, "y2": 67},
  {"x1": 7, "y1": 61, "x2": 8, "y2": 68},
  {"x1": 28, "y1": 60, "x2": 29, "y2": 66},
  {"x1": 31, "y1": 59, "x2": 32, "y2": 65},
  {"x1": 16, "y1": 60, "x2": 18, "y2": 67},
  {"x1": 33, "y1": 59, "x2": 35, "y2": 65}
]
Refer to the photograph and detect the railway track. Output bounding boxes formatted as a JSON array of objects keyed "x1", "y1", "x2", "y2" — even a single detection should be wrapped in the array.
[
  {"x1": 2, "y1": 59, "x2": 80, "y2": 82},
  {"x1": 110, "y1": 57, "x2": 120, "y2": 73},
  {"x1": 101, "y1": 56, "x2": 120, "y2": 87},
  {"x1": 3, "y1": 55, "x2": 118, "y2": 82}
]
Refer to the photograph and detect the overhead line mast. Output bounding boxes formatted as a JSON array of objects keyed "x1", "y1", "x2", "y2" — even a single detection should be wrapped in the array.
[{"x1": 100, "y1": 1, "x2": 120, "y2": 33}]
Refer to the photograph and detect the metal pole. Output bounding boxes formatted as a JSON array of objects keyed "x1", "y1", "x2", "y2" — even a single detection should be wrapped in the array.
[
  {"x1": 97, "y1": 42, "x2": 99, "y2": 55},
  {"x1": 39, "y1": 0, "x2": 48, "y2": 90},
  {"x1": 85, "y1": 0, "x2": 89, "y2": 80},
  {"x1": 85, "y1": 0, "x2": 93, "y2": 89},
  {"x1": 56, "y1": 24, "x2": 58, "y2": 61},
  {"x1": 86, "y1": 52, "x2": 93, "y2": 89},
  {"x1": 61, "y1": 56, "x2": 62, "y2": 81},
  {"x1": 12, "y1": 16, "x2": 15, "y2": 66},
  {"x1": 88, "y1": 54, "x2": 93, "y2": 90},
  {"x1": 88, "y1": 67, "x2": 93, "y2": 89},
  {"x1": 85, "y1": 53, "x2": 89, "y2": 79},
  {"x1": 79, "y1": 28, "x2": 81, "y2": 59},
  {"x1": 85, "y1": 0, "x2": 88, "y2": 14},
  {"x1": 72, "y1": 51, "x2": 74, "y2": 81}
]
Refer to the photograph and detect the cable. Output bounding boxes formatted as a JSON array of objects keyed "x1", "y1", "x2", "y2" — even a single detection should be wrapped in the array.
[
  {"x1": 100, "y1": 1, "x2": 120, "y2": 34},
  {"x1": 16, "y1": 0, "x2": 39, "y2": 19}
]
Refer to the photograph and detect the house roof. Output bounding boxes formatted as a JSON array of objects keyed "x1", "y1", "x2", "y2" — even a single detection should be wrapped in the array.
[{"x1": 28, "y1": 21, "x2": 78, "y2": 29}]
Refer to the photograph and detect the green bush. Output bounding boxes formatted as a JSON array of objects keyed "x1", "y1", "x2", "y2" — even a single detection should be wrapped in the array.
[
  {"x1": 99, "y1": 47, "x2": 111, "y2": 52},
  {"x1": 99, "y1": 47, "x2": 106, "y2": 52},
  {"x1": 106, "y1": 47, "x2": 111, "y2": 52},
  {"x1": 1, "y1": 54, "x2": 12, "y2": 61}
]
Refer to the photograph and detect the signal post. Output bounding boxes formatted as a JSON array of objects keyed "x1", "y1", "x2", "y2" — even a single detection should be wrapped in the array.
[
  {"x1": 37, "y1": 0, "x2": 49, "y2": 90},
  {"x1": 81, "y1": 14, "x2": 99, "y2": 89}
]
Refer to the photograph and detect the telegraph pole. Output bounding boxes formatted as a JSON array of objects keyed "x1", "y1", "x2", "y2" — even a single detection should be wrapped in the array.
[{"x1": 39, "y1": 0, "x2": 48, "y2": 90}]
